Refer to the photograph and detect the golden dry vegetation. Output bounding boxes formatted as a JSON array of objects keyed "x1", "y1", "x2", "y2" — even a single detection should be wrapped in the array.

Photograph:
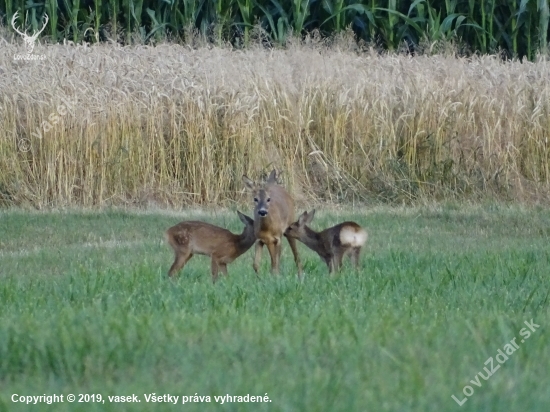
[{"x1": 1, "y1": 38, "x2": 550, "y2": 208}]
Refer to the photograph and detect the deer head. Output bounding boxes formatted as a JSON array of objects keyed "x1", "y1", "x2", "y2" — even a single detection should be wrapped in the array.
[
  {"x1": 242, "y1": 169, "x2": 280, "y2": 218},
  {"x1": 11, "y1": 11, "x2": 49, "y2": 55}
]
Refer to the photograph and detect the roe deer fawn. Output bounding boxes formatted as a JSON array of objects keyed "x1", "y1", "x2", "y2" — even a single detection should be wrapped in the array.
[
  {"x1": 285, "y1": 209, "x2": 367, "y2": 273},
  {"x1": 165, "y1": 211, "x2": 255, "y2": 282},
  {"x1": 242, "y1": 169, "x2": 302, "y2": 277}
]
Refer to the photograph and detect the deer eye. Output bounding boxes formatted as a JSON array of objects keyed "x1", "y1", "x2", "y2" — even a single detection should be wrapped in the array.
[
  {"x1": 253, "y1": 198, "x2": 258, "y2": 202},
  {"x1": 267, "y1": 198, "x2": 271, "y2": 202}
]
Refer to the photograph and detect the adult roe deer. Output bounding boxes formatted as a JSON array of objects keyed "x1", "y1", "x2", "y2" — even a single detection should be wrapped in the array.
[
  {"x1": 285, "y1": 210, "x2": 367, "y2": 273},
  {"x1": 165, "y1": 211, "x2": 255, "y2": 282},
  {"x1": 242, "y1": 169, "x2": 302, "y2": 277}
]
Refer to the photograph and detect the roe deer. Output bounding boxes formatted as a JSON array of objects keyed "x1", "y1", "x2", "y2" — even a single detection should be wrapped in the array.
[
  {"x1": 285, "y1": 209, "x2": 367, "y2": 273},
  {"x1": 242, "y1": 169, "x2": 302, "y2": 277},
  {"x1": 165, "y1": 211, "x2": 255, "y2": 282}
]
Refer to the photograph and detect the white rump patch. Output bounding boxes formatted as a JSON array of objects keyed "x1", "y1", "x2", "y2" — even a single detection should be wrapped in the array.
[{"x1": 339, "y1": 226, "x2": 367, "y2": 247}]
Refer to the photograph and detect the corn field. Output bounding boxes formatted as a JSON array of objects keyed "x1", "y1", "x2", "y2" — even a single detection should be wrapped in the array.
[{"x1": 1, "y1": 0, "x2": 549, "y2": 59}]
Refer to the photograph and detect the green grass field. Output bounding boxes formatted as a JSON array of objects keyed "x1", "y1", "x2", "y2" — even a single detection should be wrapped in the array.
[{"x1": 0, "y1": 205, "x2": 549, "y2": 411}]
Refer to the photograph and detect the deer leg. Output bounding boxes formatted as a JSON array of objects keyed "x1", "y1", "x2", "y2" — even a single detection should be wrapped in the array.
[
  {"x1": 326, "y1": 256, "x2": 335, "y2": 274},
  {"x1": 211, "y1": 258, "x2": 220, "y2": 283},
  {"x1": 266, "y1": 240, "x2": 280, "y2": 275},
  {"x1": 285, "y1": 235, "x2": 302, "y2": 277},
  {"x1": 334, "y1": 249, "x2": 345, "y2": 272},
  {"x1": 168, "y1": 251, "x2": 193, "y2": 278},
  {"x1": 253, "y1": 240, "x2": 264, "y2": 274},
  {"x1": 351, "y1": 247, "x2": 361, "y2": 270},
  {"x1": 275, "y1": 239, "x2": 283, "y2": 274},
  {"x1": 219, "y1": 263, "x2": 228, "y2": 277}
]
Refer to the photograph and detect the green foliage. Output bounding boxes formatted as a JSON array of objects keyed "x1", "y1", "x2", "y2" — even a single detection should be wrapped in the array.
[
  {"x1": 1, "y1": 0, "x2": 549, "y2": 58},
  {"x1": 1, "y1": 207, "x2": 550, "y2": 410}
]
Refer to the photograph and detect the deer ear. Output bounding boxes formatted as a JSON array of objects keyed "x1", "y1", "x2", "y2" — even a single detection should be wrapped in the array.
[
  {"x1": 298, "y1": 211, "x2": 308, "y2": 226},
  {"x1": 304, "y1": 209, "x2": 315, "y2": 225},
  {"x1": 237, "y1": 210, "x2": 254, "y2": 226},
  {"x1": 242, "y1": 175, "x2": 255, "y2": 190},
  {"x1": 266, "y1": 169, "x2": 278, "y2": 184}
]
